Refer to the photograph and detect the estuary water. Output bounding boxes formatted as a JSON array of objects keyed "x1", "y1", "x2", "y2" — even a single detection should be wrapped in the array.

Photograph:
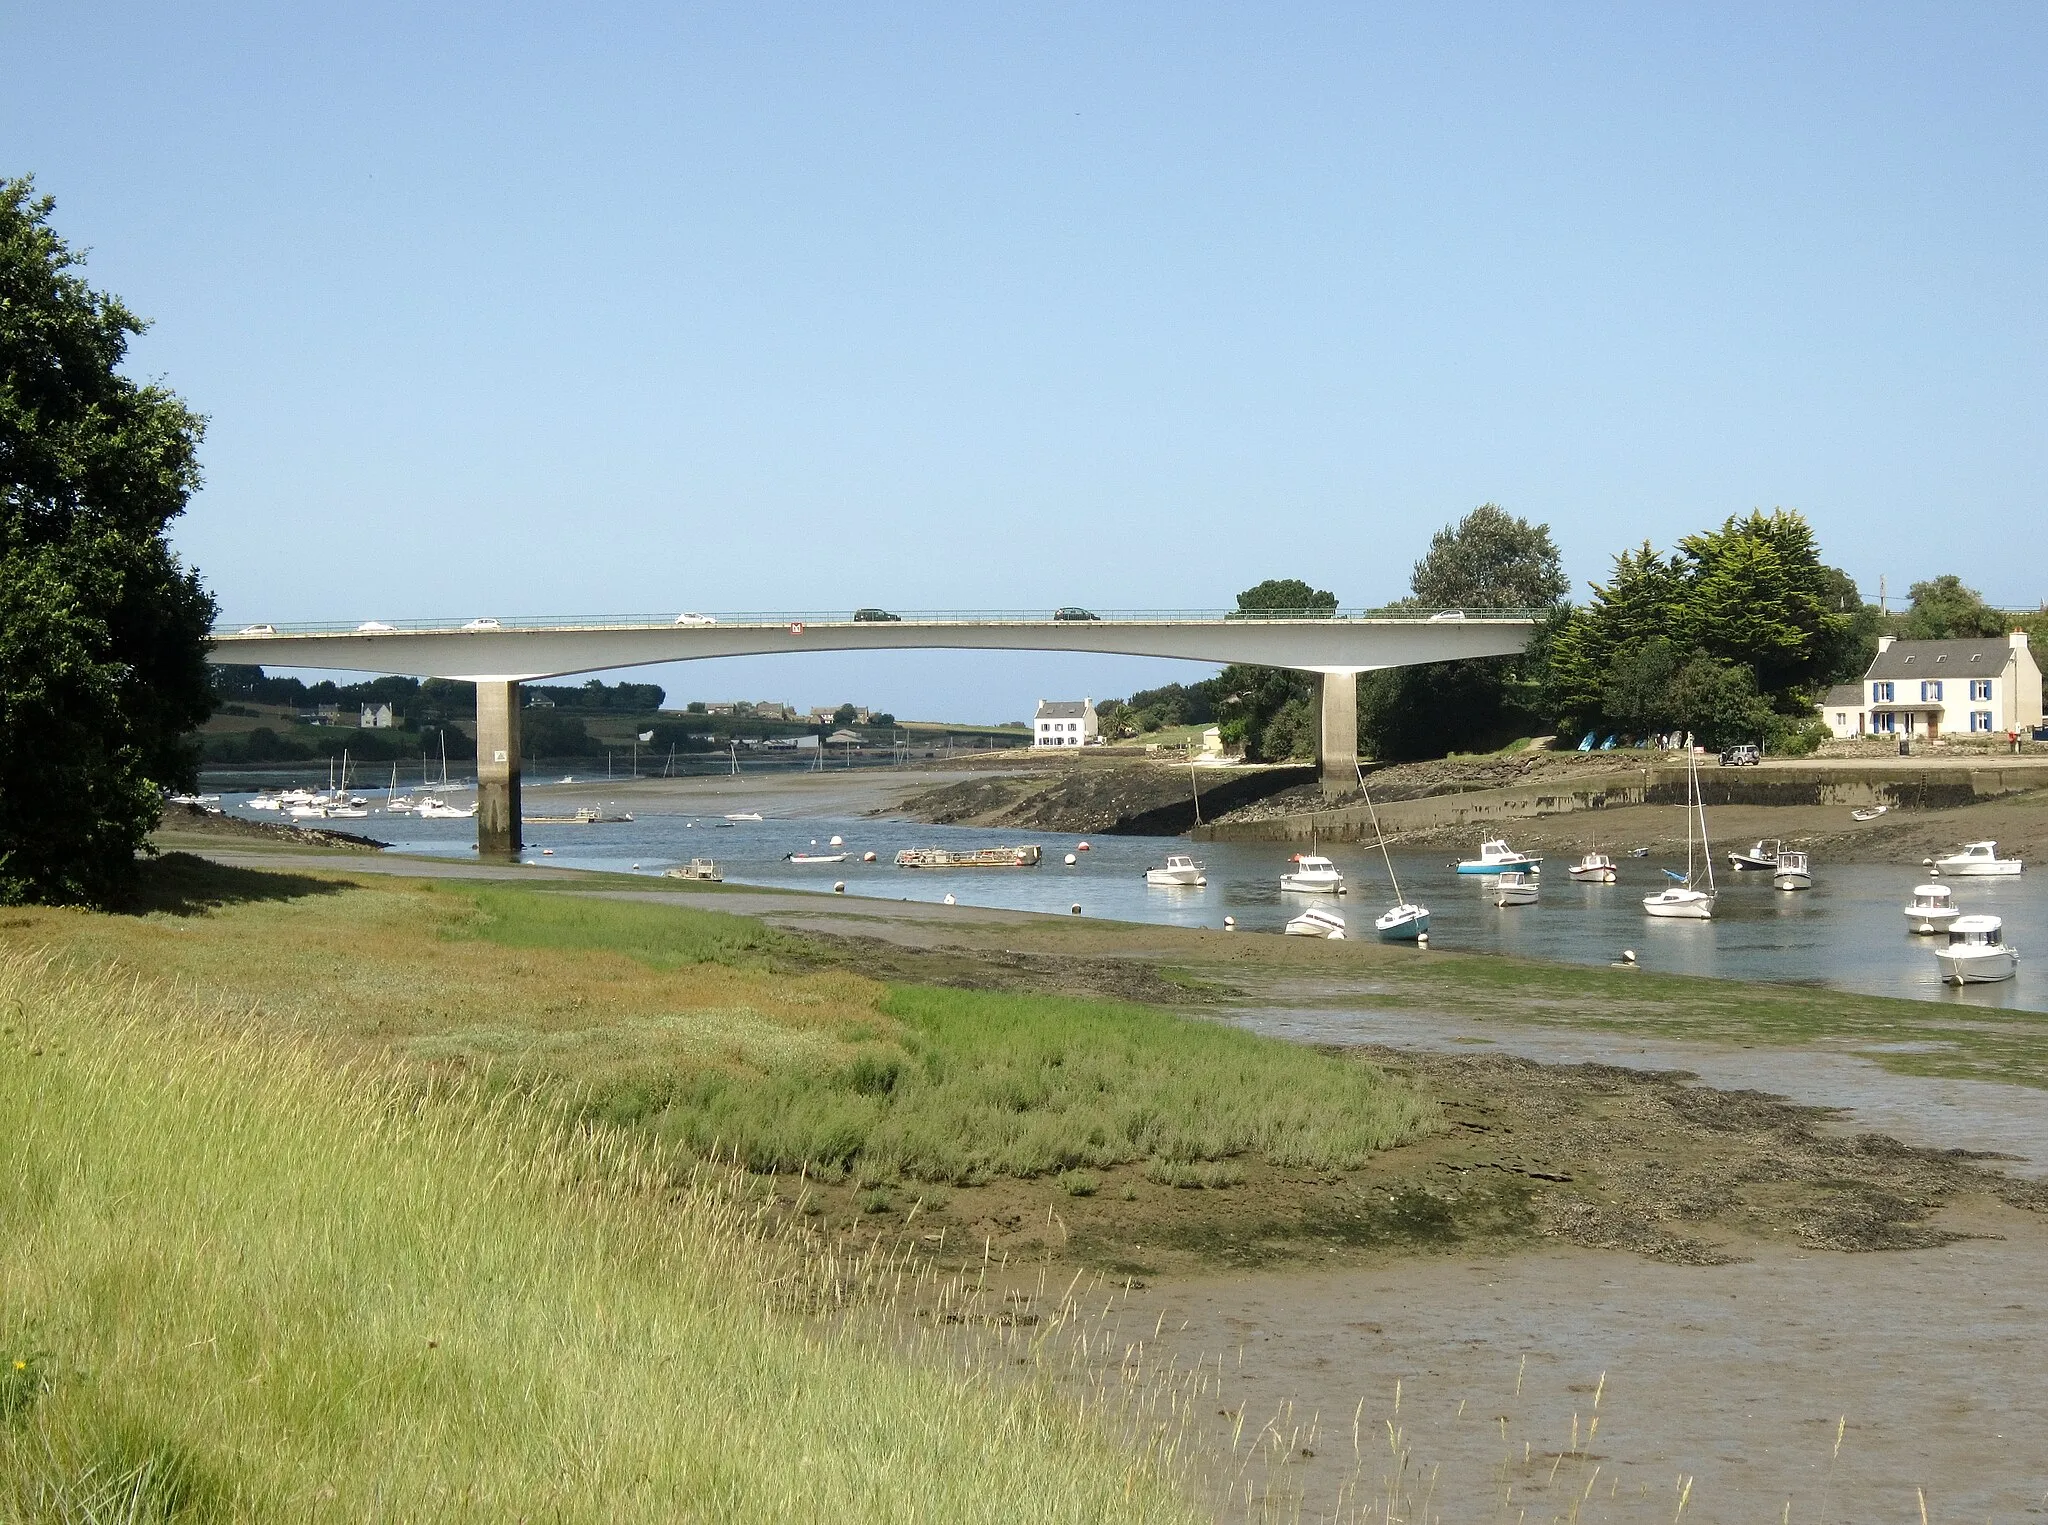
[{"x1": 217, "y1": 790, "x2": 2048, "y2": 1013}]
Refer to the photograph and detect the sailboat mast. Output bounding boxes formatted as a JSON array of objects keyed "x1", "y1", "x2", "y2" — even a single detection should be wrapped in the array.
[{"x1": 1356, "y1": 762, "x2": 1405, "y2": 903}]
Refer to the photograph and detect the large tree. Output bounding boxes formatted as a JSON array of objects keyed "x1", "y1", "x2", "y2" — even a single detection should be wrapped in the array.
[
  {"x1": 1359, "y1": 504, "x2": 1567, "y2": 760},
  {"x1": 1897, "y1": 575, "x2": 2006, "y2": 641},
  {"x1": 1, "y1": 178, "x2": 215, "y2": 906}
]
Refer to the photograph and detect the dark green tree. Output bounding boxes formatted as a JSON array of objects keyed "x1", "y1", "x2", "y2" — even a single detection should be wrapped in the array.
[
  {"x1": 1232, "y1": 579, "x2": 1337, "y2": 616},
  {"x1": 1897, "y1": 575, "x2": 2006, "y2": 641},
  {"x1": 1360, "y1": 504, "x2": 1567, "y2": 759},
  {"x1": 1, "y1": 178, "x2": 216, "y2": 906}
]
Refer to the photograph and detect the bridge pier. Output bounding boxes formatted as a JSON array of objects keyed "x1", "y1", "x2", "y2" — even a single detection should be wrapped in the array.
[
  {"x1": 1316, "y1": 671, "x2": 1359, "y2": 797},
  {"x1": 476, "y1": 680, "x2": 523, "y2": 859}
]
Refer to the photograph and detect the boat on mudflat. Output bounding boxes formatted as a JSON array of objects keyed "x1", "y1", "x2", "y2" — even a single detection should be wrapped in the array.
[
  {"x1": 1935, "y1": 916, "x2": 2019, "y2": 984},
  {"x1": 1284, "y1": 905, "x2": 1347, "y2": 939}
]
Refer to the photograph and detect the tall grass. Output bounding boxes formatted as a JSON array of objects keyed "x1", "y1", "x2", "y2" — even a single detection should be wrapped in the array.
[{"x1": 0, "y1": 952, "x2": 1199, "y2": 1523}]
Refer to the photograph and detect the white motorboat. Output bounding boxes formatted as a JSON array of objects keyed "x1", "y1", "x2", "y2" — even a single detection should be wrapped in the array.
[
  {"x1": 1771, "y1": 850, "x2": 1812, "y2": 891},
  {"x1": 1935, "y1": 916, "x2": 2019, "y2": 984},
  {"x1": 1850, "y1": 805, "x2": 1890, "y2": 822},
  {"x1": 416, "y1": 797, "x2": 477, "y2": 820},
  {"x1": 785, "y1": 852, "x2": 848, "y2": 865},
  {"x1": 1374, "y1": 903, "x2": 1430, "y2": 940},
  {"x1": 1457, "y1": 839, "x2": 1540, "y2": 875},
  {"x1": 1728, "y1": 840, "x2": 1781, "y2": 871},
  {"x1": 247, "y1": 794, "x2": 284, "y2": 812},
  {"x1": 1284, "y1": 905, "x2": 1347, "y2": 939},
  {"x1": 1644, "y1": 749, "x2": 1717, "y2": 920},
  {"x1": 1280, "y1": 854, "x2": 1346, "y2": 894},
  {"x1": 725, "y1": 811, "x2": 764, "y2": 823},
  {"x1": 1493, "y1": 870, "x2": 1539, "y2": 906},
  {"x1": 1929, "y1": 841, "x2": 2022, "y2": 877},
  {"x1": 1567, "y1": 850, "x2": 1617, "y2": 883},
  {"x1": 1145, "y1": 854, "x2": 1207, "y2": 887},
  {"x1": 1903, "y1": 884, "x2": 1960, "y2": 934}
]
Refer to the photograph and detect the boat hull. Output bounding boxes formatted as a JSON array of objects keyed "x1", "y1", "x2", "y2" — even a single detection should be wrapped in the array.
[
  {"x1": 1456, "y1": 860, "x2": 1539, "y2": 875},
  {"x1": 1567, "y1": 866, "x2": 1616, "y2": 883},
  {"x1": 1904, "y1": 908, "x2": 1960, "y2": 934},
  {"x1": 1494, "y1": 886, "x2": 1539, "y2": 906},
  {"x1": 1280, "y1": 876, "x2": 1345, "y2": 894},
  {"x1": 1145, "y1": 871, "x2": 1206, "y2": 887},
  {"x1": 1936, "y1": 948, "x2": 2019, "y2": 984},
  {"x1": 1375, "y1": 906, "x2": 1430, "y2": 941},
  {"x1": 1772, "y1": 871, "x2": 1811, "y2": 891},
  {"x1": 1933, "y1": 861, "x2": 2022, "y2": 877},
  {"x1": 1644, "y1": 890, "x2": 1716, "y2": 919}
]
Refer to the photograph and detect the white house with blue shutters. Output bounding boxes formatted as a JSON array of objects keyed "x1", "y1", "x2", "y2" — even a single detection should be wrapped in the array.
[{"x1": 1819, "y1": 631, "x2": 2042, "y2": 739}]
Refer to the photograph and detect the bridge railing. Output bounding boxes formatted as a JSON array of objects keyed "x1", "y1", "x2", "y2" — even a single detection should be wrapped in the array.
[{"x1": 211, "y1": 607, "x2": 1550, "y2": 637}]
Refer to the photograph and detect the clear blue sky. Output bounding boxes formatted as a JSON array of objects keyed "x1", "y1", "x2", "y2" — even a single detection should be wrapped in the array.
[{"x1": 8, "y1": 3, "x2": 2045, "y2": 721}]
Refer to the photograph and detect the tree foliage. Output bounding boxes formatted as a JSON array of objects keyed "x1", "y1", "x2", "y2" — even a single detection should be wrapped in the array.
[
  {"x1": 1897, "y1": 575, "x2": 2006, "y2": 641},
  {"x1": 1543, "y1": 510, "x2": 1852, "y2": 749},
  {"x1": 1, "y1": 178, "x2": 215, "y2": 905},
  {"x1": 1358, "y1": 504, "x2": 1567, "y2": 760},
  {"x1": 1232, "y1": 579, "x2": 1337, "y2": 617}
]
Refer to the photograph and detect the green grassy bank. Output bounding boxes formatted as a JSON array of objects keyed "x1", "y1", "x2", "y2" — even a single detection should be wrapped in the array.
[{"x1": 0, "y1": 951, "x2": 1200, "y2": 1523}]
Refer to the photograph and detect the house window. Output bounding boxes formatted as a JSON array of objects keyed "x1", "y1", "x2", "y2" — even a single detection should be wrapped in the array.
[
  {"x1": 1875, "y1": 711, "x2": 1897, "y2": 734},
  {"x1": 1872, "y1": 681, "x2": 1894, "y2": 703},
  {"x1": 1972, "y1": 711, "x2": 1994, "y2": 732},
  {"x1": 1921, "y1": 680, "x2": 1942, "y2": 702},
  {"x1": 1834, "y1": 713, "x2": 1846, "y2": 726},
  {"x1": 1971, "y1": 679, "x2": 1992, "y2": 701}
]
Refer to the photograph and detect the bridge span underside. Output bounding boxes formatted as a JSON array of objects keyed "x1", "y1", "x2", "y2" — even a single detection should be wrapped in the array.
[{"x1": 207, "y1": 613, "x2": 1535, "y2": 856}]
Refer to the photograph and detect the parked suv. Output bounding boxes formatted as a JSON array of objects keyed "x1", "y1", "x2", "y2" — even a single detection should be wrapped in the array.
[
  {"x1": 1719, "y1": 743, "x2": 1762, "y2": 766},
  {"x1": 852, "y1": 607, "x2": 902, "y2": 623}
]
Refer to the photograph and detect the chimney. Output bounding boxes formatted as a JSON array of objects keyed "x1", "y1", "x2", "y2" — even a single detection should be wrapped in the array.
[
  {"x1": 2013, "y1": 629, "x2": 2030, "y2": 651},
  {"x1": 1876, "y1": 635, "x2": 1895, "y2": 653}
]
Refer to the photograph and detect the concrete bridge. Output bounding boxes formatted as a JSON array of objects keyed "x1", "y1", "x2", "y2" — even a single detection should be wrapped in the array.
[{"x1": 207, "y1": 608, "x2": 1537, "y2": 856}]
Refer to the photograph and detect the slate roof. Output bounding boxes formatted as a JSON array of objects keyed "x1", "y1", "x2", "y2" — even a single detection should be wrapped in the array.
[
  {"x1": 1865, "y1": 638, "x2": 2012, "y2": 679},
  {"x1": 1035, "y1": 699, "x2": 1091, "y2": 720},
  {"x1": 1821, "y1": 684, "x2": 1865, "y2": 707}
]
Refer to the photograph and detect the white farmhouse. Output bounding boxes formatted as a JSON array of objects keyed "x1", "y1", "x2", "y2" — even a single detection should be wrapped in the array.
[
  {"x1": 1033, "y1": 698, "x2": 1098, "y2": 748},
  {"x1": 359, "y1": 702, "x2": 395, "y2": 729},
  {"x1": 1819, "y1": 631, "x2": 2042, "y2": 739}
]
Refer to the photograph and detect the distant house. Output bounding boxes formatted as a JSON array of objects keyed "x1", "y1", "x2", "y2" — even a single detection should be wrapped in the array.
[
  {"x1": 1819, "y1": 631, "x2": 2043, "y2": 738},
  {"x1": 1033, "y1": 698, "x2": 1098, "y2": 748},
  {"x1": 826, "y1": 728, "x2": 866, "y2": 746},
  {"x1": 359, "y1": 702, "x2": 395, "y2": 729}
]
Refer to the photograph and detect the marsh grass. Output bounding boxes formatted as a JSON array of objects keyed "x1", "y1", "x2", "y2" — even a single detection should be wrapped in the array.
[
  {"x1": 0, "y1": 951, "x2": 1201, "y2": 1523},
  {"x1": 6, "y1": 875, "x2": 1438, "y2": 1194}
]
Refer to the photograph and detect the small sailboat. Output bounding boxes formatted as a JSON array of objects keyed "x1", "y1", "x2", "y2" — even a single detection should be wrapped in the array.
[
  {"x1": 1644, "y1": 749, "x2": 1717, "y2": 920},
  {"x1": 1928, "y1": 841, "x2": 2022, "y2": 877},
  {"x1": 1284, "y1": 905, "x2": 1347, "y2": 939},
  {"x1": 1354, "y1": 764, "x2": 1430, "y2": 941},
  {"x1": 1145, "y1": 854, "x2": 1207, "y2": 887},
  {"x1": 1493, "y1": 870, "x2": 1539, "y2": 906},
  {"x1": 1771, "y1": 850, "x2": 1812, "y2": 891},
  {"x1": 1935, "y1": 916, "x2": 2019, "y2": 984},
  {"x1": 1903, "y1": 884, "x2": 1960, "y2": 934},
  {"x1": 1456, "y1": 839, "x2": 1541, "y2": 875},
  {"x1": 1728, "y1": 840, "x2": 1781, "y2": 872},
  {"x1": 384, "y1": 761, "x2": 418, "y2": 814},
  {"x1": 1280, "y1": 854, "x2": 1346, "y2": 894}
]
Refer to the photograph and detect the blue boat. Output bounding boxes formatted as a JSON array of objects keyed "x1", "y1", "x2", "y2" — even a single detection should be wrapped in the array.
[{"x1": 1456, "y1": 838, "x2": 1543, "y2": 875}]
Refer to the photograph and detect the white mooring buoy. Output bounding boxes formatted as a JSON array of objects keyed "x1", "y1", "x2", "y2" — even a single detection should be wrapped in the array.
[
  {"x1": 1064, "y1": 853, "x2": 1077, "y2": 866},
  {"x1": 833, "y1": 881, "x2": 846, "y2": 893}
]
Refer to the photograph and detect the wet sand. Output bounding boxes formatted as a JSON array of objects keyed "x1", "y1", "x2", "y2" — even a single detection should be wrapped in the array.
[{"x1": 1105, "y1": 1204, "x2": 2048, "y2": 1522}]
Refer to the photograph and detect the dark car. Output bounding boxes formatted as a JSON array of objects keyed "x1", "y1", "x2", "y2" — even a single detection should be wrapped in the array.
[
  {"x1": 852, "y1": 607, "x2": 901, "y2": 623},
  {"x1": 1719, "y1": 743, "x2": 1762, "y2": 766},
  {"x1": 1053, "y1": 606, "x2": 1100, "y2": 622}
]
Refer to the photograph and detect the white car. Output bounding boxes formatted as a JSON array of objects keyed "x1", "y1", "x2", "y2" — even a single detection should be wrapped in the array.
[
  {"x1": 238, "y1": 623, "x2": 277, "y2": 635},
  {"x1": 1427, "y1": 609, "x2": 1467, "y2": 620},
  {"x1": 462, "y1": 618, "x2": 502, "y2": 631},
  {"x1": 356, "y1": 621, "x2": 396, "y2": 632},
  {"x1": 674, "y1": 611, "x2": 717, "y2": 626}
]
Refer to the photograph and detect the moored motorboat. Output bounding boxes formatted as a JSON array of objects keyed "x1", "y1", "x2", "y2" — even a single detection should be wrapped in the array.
[
  {"x1": 785, "y1": 852, "x2": 848, "y2": 864},
  {"x1": 1493, "y1": 870, "x2": 1539, "y2": 906},
  {"x1": 1903, "y1": 884, "x2": 1960, "y2": 934},
  {"x1": 1929, "y1": 841, "x2": 2023, "y2": 877},
  {"x1": 1457, "y1": 839, "x2": 1541, "y2": 875},
  {"x1": 1728, "y1": 840, "x2": 1781, "y2": 871},
  {"x1": 1935, "y1": 915, "x2": 2019, "y2": 984},
  {"x1": 1145, "y1": 854, "x2": 1207, "y2": 887},
  {"x1": 1280, "y1": 854, "x2": 1346, "y2": 894},
  {"x1": 1567, "y1": 850, "x2": 1617, "y2": 883},
  {"x1": 416, "y1": 797, "x2": 476, "y2": 819},
  {"x1": 1771, "y1": 850, "x2": 1812, "y2": 891},
  {"x1": 1284, "y1": 905, "x2": 1347, "y2": 939}
]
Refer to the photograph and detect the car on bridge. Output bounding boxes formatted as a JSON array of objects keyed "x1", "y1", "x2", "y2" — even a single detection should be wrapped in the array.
[
  {"x1": 673, "y1": 611, "x2": 716, "y2": 626},
  {"x1": 1053, "y1": 606, "x2": 1100, "y2": 621},
  {"x1": 852, "y1": 607, "x2": 901, "y2": 622}
]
